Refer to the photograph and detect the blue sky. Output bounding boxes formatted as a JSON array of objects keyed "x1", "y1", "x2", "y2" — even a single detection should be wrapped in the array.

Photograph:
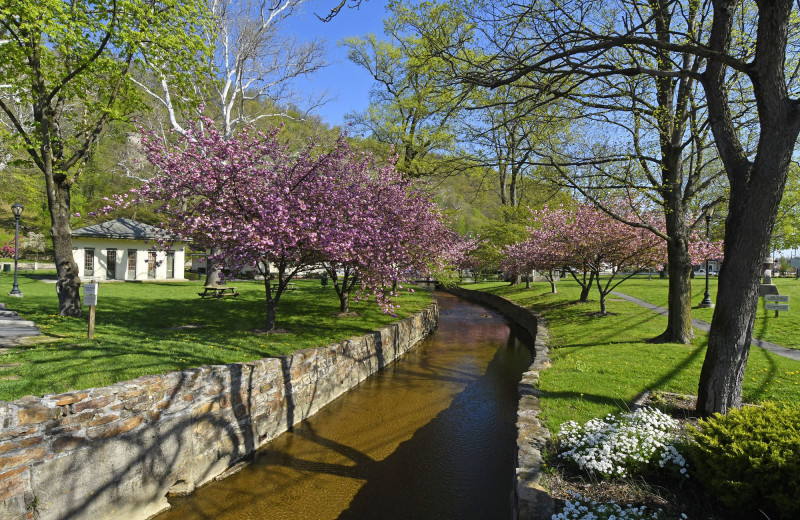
[{"x1": 283, "y1": 0, "x2": 390, "y2": 127}]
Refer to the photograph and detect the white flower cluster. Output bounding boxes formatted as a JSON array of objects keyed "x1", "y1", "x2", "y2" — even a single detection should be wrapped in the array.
[
  {"x1": 556, "y1": 407, "x2": 688, "y2": 479},
  {"x1": 551, "y1": 492, "x2": 673, "y2": 520}
]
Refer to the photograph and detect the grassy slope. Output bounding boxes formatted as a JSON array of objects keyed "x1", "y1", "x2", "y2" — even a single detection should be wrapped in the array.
[
  {"x1": 0, "y1": 276, "x2": 431, "y2": 401},
  {"x1": 463, "y1": 280, "x2": 800, "y2": 432}
]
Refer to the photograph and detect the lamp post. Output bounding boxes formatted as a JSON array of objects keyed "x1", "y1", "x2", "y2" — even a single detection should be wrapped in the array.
[
  {"x1": 9, "y1": 202, "x2": 23, "y2": 297},
  {"x1": 699, "y1": 209, "x2": 714, "y2": 308}
]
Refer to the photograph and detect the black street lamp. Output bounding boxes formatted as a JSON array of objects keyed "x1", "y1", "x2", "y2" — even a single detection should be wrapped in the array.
[
  {"x1": 699, "y1": 208, "x2": 714, "y2": 308},
  {"x1": 9, "y1": 202, "x2": 23, "y2": 297}
]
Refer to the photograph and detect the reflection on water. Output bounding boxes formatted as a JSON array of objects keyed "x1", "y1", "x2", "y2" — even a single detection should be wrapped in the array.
[{"x1": 156, "y1": 291, "x2": 534, "y2": 520}]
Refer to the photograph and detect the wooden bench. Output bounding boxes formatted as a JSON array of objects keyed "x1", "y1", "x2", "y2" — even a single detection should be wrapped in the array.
[{"x1": 198, "y1": 286, "x2": 239, "y2": 299}]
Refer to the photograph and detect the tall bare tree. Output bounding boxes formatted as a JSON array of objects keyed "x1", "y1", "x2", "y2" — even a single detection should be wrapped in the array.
[{"x1": 133, "y1": 0, "x2": 329, "y2": 285}]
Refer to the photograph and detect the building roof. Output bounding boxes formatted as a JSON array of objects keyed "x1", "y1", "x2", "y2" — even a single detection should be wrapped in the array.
[{"x1": 72, "y1": 218, "x2": 176, "y2": 241}]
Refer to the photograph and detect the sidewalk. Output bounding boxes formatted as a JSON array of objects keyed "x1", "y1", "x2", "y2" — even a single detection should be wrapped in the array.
[
  {"x1": 0, "y1": 302, "x2": 41, "y2": 348},
  {"x1": 612, "y1": 291, "x2": 800, "y2": 362}
]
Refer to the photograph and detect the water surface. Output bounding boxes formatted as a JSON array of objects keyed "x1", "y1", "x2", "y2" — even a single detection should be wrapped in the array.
[{"x1": 157, "y1": 291, "x2": 534, "y2": 520}]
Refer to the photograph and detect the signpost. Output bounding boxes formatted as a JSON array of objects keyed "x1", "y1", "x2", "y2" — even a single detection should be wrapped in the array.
[
  {"x1": 764, "y1": 294, "x2": 790, "y2": 317},
  {"x1": 83, "y1": 283, "x2": 98, "y2": 339}
]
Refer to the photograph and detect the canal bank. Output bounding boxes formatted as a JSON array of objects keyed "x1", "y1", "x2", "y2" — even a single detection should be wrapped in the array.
[
  {"x1": 0, "y1": 303, "x2": 438, "y2": 520},
  {"x1": 442, "y1": 286, "x2": 554, "y2": 520},
  {"x1": 154, "y1": 291, "x2": 539, "y2": 520}
]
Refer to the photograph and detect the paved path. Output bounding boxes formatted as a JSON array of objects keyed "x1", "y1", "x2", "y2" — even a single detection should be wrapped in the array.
[
  {"x1": 0, "y1": 302, "x2": 41, "y2": 347},
  {"x1": 612, "y1": 291, "x2": 800, "y2": 362}
]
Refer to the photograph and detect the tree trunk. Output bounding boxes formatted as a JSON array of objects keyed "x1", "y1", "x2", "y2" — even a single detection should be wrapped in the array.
[
  {"x1": 696, "y1": 1, "x2": 800, "y2": 416},
  {"x1": 265, "y1": 298, "x2": 276, "y2": 331},
  {"x1": 339, "y1": 291, "x2": 350, "y2": 313},
  {"x1": 262, "y1": 275, "x2": 276, "y2": 331},
  {"x1": 47, "y1": 173, "x2": 82, "y2": 317},
  {"x1": 595, "y1": 274, "x2": 607, "y2": 315},
  {"x1": 204, "y1": 246, "x2": 223, "y2": 286},
  {"x1": 698, "y1": 168, "x2": 787, "y2": 415},
  {"x1": 579, "y1": 271, "x2": 595, "y2": 302},
  {"x1": 652, "y1": 233, "x2": 694, "y2": 344}
]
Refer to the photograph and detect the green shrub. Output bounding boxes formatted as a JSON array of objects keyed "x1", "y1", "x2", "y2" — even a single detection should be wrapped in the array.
[{"x1": 687, "y1": 403, "x2": 800, "y2": 519}]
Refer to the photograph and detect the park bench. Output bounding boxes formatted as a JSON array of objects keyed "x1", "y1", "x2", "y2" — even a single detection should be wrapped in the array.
[{"x1": 198, "y1": 285, "x2": 239, "y2": 299}]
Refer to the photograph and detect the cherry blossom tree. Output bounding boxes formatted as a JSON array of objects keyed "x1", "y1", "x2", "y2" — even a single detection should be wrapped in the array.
[
  {"x1": 305, "y1": 146, "x2": 452, "y2": 313},
  {"x1": 105, "y1": 119, "x2": 454, "y2": 327},
  {"x1": 1, "y1": 240, "x2": 14, "y2": 258},
  {"x1": 512, "y1": 204, "x2": 723, "y2": 314}
]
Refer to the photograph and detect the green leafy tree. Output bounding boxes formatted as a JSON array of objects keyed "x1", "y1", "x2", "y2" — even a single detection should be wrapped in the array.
[
  {"x1": 344, "y1": 4, "x2": 467, "y2": 178},
  {"x1": 0, "y1": 0, "x2": 211, "y2": 316}
]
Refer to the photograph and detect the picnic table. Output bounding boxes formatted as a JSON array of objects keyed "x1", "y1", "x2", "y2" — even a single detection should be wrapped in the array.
[{"x1": 198, "y1": 285, "x2": 240, "y2": 299}]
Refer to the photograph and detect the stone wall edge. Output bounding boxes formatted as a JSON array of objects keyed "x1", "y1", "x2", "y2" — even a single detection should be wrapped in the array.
[
  {"x1": 0, "y1": 302, "x2": 438, "y2": 520},
  {"x1": 440, "y1": 285, "x2": 554, "y2": 520}
]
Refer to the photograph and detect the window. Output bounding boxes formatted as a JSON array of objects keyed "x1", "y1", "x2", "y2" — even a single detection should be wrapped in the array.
[
  {"x1": 166, "y1": 252, "x2": 174, "y2": 279},
  {"x1": 107, "y1": 249, "x2": 117, "y2": 280},
  {"x1": 84, "y1": 249, "x2": 95, "y2": 277},
  {"x1": 127, "y1": 250, "x2": 136, "y2": 279}
]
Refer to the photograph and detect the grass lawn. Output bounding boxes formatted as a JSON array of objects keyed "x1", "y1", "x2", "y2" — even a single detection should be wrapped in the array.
[
  {"x1": 615, "y1": 275, "x2": 800, "y2": 350},
  {"x1": 462, "y1": 279, "x2": 800, "y2": 432},
  {"x1": 0, "y1": 275, "x2": 432, "y2": 401}
]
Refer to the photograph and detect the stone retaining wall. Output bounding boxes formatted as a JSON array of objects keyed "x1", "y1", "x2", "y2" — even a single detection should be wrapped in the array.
[
  {"x1": 442, "y1": 286, "x2": 554, "y2": 520},
  {"x1": 0, "y1": 303, "x2": 438, "y2": 520}
]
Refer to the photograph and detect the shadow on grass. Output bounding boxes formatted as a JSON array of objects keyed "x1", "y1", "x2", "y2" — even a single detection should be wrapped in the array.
[{"x1": 0, "y1": 278, "x2": 431, "y2": 400}]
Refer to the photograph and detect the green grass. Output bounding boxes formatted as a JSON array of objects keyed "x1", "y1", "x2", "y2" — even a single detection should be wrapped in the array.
[
  {"x1": 462, "y1": 280, "x2": 800, "y2": 432},
  {"x1": 0, "y1": 275, "x2": 432, "y2": 401},
  {"x1": 614, "y1": 275, "x2": 800, "y2": 350}
]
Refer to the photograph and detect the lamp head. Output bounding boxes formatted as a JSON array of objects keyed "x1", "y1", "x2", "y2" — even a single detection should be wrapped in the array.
[{"x1": 11, "y1": 202, "x2": 23, "y2": 218}]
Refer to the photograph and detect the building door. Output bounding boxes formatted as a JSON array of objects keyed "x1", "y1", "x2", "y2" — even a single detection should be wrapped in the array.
[
  {"x1": 147, "y1": 251, "x2": 157, "y2": 279},
  {"x1": 107, "y1": 249, "x2": 117, "y2": 280},
  {"x1": 127, "y1": 250, "x2": 136, "y2": 280},
  {"x1": 84, "y1": 249, "x2": 95, "y2": 278},
  {"x1": 166, "y1": 252, "x2": 174, "y2": 279}
]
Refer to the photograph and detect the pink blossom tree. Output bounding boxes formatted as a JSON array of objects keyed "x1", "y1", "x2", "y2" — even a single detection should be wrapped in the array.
[
  {"x1": 508, "y1": 204, "x2": 666, "y2": 315},
  {"x1": 1, "y1": 241, "x2": 14, "y2": 258},
  {"x1": 105, "y1": 120, "x2": 454, "y2": 326},
  {"x1": 304, "y1": 143, "x2": 452, "y2": 313},
  {"x1": 509, "y1": 203, "x2": 725, "y2": 314}
]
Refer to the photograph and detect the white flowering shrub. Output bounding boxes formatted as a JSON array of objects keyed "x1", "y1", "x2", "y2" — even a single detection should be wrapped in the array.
[
  {"x1": 556, "y1": 407, "x2": 688, "y2": 479},
  {"x1": 551, "y1": 492, "x2": 677, "y2": 520}
]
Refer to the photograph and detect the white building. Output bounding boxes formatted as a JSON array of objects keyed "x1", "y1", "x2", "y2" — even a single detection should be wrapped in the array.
[{"x1": 71, "y1": 218, "x2": 186, "y2": 281}]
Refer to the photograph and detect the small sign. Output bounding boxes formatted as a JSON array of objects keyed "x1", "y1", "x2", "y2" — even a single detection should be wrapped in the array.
[
  {"x1": 765, "y1": 294, "x2": 790, "y2": 303},
  {"x1": 83, "y1": 283, "x2": 98, "y2": 306},
  {"x1": 791, "y1": 257, "x2": 800, "y2": 269},
  {"x1": 765, "y1": 303, "x2": 790, "y2": 312}
]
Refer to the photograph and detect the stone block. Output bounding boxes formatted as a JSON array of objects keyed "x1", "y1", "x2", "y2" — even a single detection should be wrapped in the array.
[
  {"x1": 0, "y1": 466, "x2": 29, "y2": 503},
  {"x1": 0, "y1": 447, "x2": 46, "y2": 473},
  {"x1": 51, "y1": 435, "x2": 87, "y2": 453},
  {"x1": 52, "y1": 392, "x2": 89, "y2": 407},
  {"x1": 16, "y1": 406, "x2": 58, "y2": 427},
  {"x1": 88, "y1": 416, "x2": 143, "y2": 440},
  {"x1": 72, "y1": 395, "x2": 114, "y2": 414},
  {"x1": 0, "y1": 437, "x2": 42, "y2": 456},
  {"x1": 0, "y1": 428, "x2": 37, "y2": 443}
]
